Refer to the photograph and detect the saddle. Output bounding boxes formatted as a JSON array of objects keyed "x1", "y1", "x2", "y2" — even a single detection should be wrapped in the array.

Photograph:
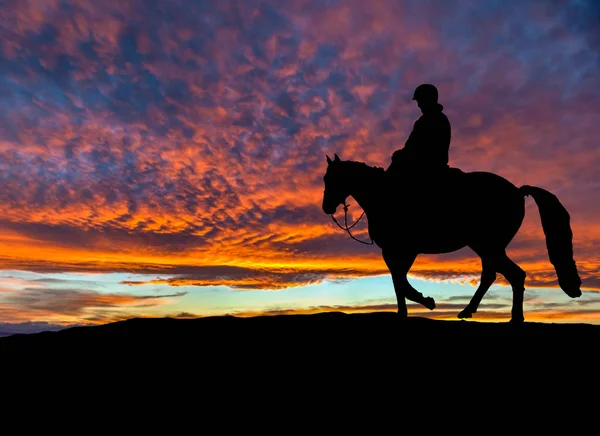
[{"x1": 385, "y1": 165, "x2": 465, "y2": 211}]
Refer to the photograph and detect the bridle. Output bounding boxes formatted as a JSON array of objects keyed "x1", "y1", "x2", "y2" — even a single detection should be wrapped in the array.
[{"x1": 330, "y1": 202, "x2": 374, "y2": 245}]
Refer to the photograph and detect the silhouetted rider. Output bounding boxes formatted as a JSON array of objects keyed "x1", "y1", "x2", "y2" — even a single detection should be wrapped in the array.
[{"x1": 387, "y1": 84, "x2": 451, "y2": 177}]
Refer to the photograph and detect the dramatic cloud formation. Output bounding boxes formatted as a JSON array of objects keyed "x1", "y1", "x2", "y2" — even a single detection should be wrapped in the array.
[
  {"x1": 0, "y1": 0, "x2": 599, "y2": 324},
  {"x1": 120, "y1": 265, "x2": 390, "y2": 290},
  {"x1": 0, "y1": 280, "x2": 187, "y2": 324}
]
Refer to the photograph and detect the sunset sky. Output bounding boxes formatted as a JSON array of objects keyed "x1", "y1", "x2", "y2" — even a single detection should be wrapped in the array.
[{"x1": 1, "y1": 0, "x2": 599, "y2": 334}]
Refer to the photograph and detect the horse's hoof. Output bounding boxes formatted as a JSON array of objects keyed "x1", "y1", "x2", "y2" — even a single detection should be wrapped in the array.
[
  {"x1": 424, "y1": 297, "x2": 436, "y2": 311},
  {"x1": 396, "y1": 311, "x2": 408, "y2": 321},
  {"x1": 457, "y1": 310, "x2": 472, "y2": 319}
]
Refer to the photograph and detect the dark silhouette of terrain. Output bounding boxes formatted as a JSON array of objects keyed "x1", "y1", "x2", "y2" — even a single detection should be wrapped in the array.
[{"x1": 2, "y1": 313, "x2": 597, "y2": 376}]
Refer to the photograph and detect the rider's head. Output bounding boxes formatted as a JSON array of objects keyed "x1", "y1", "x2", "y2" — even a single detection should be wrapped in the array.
[{"x1": 412, "y1": 84, "x2": 438, "y2": 111}]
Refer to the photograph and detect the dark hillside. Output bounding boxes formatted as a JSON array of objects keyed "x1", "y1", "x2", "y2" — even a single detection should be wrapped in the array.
[{"x1": 2, "y1": 312, "x2": 597, "y2": 376}]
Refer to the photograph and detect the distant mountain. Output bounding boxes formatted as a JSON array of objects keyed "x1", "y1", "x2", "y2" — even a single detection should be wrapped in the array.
[{"x1": 0, "y1": 321, "x2": 79, "y2": 337}]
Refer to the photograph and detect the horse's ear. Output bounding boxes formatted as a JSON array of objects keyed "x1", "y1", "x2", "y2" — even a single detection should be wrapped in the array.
[
  {"x1": 334, "y1": 153, "x2": 341, "y2": 162},
  {"x1": 326, "y1": 155, "x2": 332, "y2": 165}
]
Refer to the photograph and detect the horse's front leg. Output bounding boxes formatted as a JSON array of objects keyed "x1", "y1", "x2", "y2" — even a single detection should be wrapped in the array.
[
  {"x1": 382, "y1": 249, "x2": 435, "y2": 319},
  {"x1": 458, "y1": 258, "x2": 496, "y2": 319}
]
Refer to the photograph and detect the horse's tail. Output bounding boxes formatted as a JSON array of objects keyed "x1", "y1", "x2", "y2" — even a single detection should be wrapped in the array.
[{"x1": 519, "y1": 185, "x2": 582, "y2": 298}]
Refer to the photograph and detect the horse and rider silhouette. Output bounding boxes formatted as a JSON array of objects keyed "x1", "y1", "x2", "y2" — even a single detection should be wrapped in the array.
[{"x1": 322, "y1": 84, "x2": 582, "y2": 323}]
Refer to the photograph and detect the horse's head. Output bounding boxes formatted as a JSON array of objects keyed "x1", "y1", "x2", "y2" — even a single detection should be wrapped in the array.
[{"x1": 322, "y1": 153, "x2": 350, "y2": 215}]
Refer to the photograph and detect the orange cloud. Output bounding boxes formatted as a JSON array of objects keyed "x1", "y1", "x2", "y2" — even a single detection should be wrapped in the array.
[{"x1": 0, "y1": 286, "x2": 186, "y2": 324}]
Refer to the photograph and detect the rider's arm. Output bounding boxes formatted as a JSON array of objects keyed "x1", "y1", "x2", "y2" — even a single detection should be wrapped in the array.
[{"x1": 402, "y1": 119, "x2": 421, "y2": 154}]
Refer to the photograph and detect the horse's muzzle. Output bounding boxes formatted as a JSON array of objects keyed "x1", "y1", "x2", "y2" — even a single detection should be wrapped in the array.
[{"x1": 322, "y1": 204, "x2": 337, "y2": 215}]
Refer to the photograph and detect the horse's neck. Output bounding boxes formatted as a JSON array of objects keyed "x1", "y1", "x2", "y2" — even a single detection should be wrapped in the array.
[{"x1": 346, "y1": 163, "x2": 382, "y2": 212}]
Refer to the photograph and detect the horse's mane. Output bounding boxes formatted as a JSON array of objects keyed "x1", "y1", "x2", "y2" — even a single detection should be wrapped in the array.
[{"x1": 342, "y1": 160, "x2": 386, "y2": 179}]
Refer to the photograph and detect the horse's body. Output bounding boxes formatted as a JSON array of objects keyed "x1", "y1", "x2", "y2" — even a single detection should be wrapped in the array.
[{"x1": 322, "y1": 154, "x2": 582, "y2": 322}]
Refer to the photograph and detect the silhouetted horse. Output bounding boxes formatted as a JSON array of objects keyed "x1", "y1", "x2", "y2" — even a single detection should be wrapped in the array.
[{"x1": 322, "y1": 154, "x2": 582, "y2": 323}]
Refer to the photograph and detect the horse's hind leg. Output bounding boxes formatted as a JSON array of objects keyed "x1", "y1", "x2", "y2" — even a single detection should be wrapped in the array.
[
  {"x1": 458, "y1": 259, "x2": 497, "y2": 319},
  {"x1": 495, "y1": 253, "x2": 527, "y2": 323}
]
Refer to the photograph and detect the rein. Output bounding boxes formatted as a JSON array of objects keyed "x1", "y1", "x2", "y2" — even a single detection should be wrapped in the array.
[{"x1": 330, "y1": 203, "x2": 374, "y2": 245}]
